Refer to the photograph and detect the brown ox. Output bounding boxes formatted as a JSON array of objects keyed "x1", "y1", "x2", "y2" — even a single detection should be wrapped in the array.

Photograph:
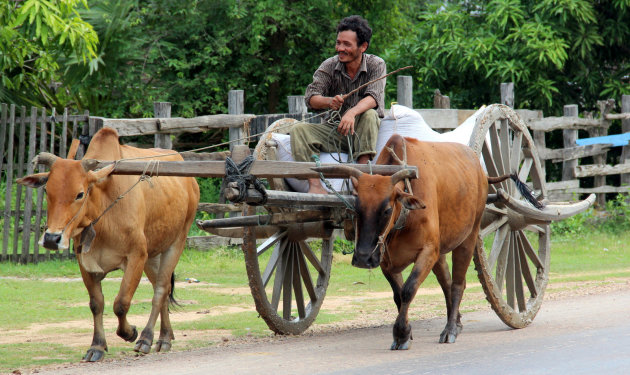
[
  {"x1": 320, "y1": 134, "x2": 539, "y2": 350},
  {"x1": 17, "y1": 127, "x2": 199, "y2": 361}
]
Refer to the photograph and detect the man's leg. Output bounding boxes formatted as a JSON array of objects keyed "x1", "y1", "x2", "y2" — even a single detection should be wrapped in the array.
[
  {"x1": 291, "y1": 122, "x2": 337, "y2": 194},
  {"x1": 353, "y1": 109, "x2": 380, "y2": 164}
]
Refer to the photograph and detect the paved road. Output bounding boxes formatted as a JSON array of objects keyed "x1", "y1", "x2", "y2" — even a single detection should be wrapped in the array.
[{"x1": 36, "y1": 289, "x2": 630, "y2": 375}]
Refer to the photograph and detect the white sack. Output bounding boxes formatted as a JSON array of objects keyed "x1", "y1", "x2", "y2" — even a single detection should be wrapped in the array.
[{"x1": 271, "y1": 133, "x2": 349, "y2": 193}]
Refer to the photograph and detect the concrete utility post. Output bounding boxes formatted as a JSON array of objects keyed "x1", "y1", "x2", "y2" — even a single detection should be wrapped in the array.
[{"x1": 397, "y1": 76, "x2": 413, "y2": 108}]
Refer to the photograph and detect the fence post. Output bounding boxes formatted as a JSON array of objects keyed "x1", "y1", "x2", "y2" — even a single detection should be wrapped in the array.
[
  {"x1": 433, "y1": 89, "x2": 450, "y2": 109},
  {"x1": 288, "y1": 95, "x2": 307, "y2": 115},
  {"x1": 154, "y1": 102, "x2": 172, "y2": 149},
  {"x1": 593, "y1": 100, "x2": 614, "y2": 207},
  {"x1": 2, "y1": 105, "x2": 15, "y2": 260},
  {"x1": 13, "y1": 106, "x2": 27, "y2": 262},
  {"x1": 397, "y1": 76, "x2": 413, "y2": 108},
  {"x1": 501, "y1": 83, "x2": 514, "y2": 108},
  {"x1": 228, "y1": 90, "x2": 245, "y2": 151},
  {"x1": 620, "y1": 95, "x2": 630, "y2": 186},
  {"x1": 76, "y1": 110, "x2": 90, "y2": 160},
  {"x1": 562, "y1": 105, "x2": 578, "y2": 183}
]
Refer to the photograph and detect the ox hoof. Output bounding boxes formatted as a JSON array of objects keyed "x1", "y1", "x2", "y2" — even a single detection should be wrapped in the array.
[
  {"x1": 118, "y1": 325, "x2": 138, "y2": 343},
  {"x1": 82, "y1": 348, "x2": 105, "y2": 362},
  {"x1": 390, "y1": 339, "x2": 411, "y2": 350},
  {"x1": 134, "y1": 339, "x2": 152, "y2": 354},
  {"x1": 439, "y1": 322, "x2": 462, "y2": 344},
  {"x1": 155, "y1": 340, "x2": 172, "y2": 352},
  {"x1": 439, "y1": 330, "x2": 458, "y2": 344}
]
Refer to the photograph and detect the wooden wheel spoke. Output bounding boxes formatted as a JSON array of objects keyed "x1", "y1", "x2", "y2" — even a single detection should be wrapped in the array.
[
  {"x1": 488, "y1": 223, "x2": 509, "y2": 270},
  {"x1": 485, "y1": 204, "x2": 507, "y2": 217},
  {"x1": 292, "y1": 248, "x2": 306, "y2": 319},
  {"x1": 510, "y1": 130, "x2": 523, "y2": 174},
  {"x1": 299, "y1": 241, "x2": 325, "y2": 276},
  {"x1": 499, "y1": 119, "x2": 511, "y2": 177},
  {"x1": 495, "y1": 231, "x2": 511, "y2": 293},
  {"x1": 505, "y1": 235, "x2": 516, "y2": 309},
  {"x1": 482, "y1": 141, "x2": 500, "y2": 194},
  {"x1": 297, "y1": 246, "x2": 317, "y2": 302},
  {"x1": 262, "y1": 239, "x2": 287, "y2": 287},
  {"x1": 490, "y1": 122, "x2": 507, "y2": 176},
  {"x1": 524, "y1": 224, "x2": 545, "y2": 233},
  {"x1": 480, "y1": 215, "x2": 508, "y2": 238},
  {"x1": 516, "y1": 234, "x2": 538, "y2": 299},
  {"x1": 512, "y1": 235, "x2": 527, "y2": 312},
  {"x1": 271, "y1": 242, "x2": 290, "y2": 311},
  {"x1": 518, "y1": 157, "x2": 533, "y2": 183},
  {"x1": 282, "y1": 245, "x2": 295, "y2": 320},
  {"x1": 517, "y1": 231, "x2": 543, "y2": 269},
  {"x1": 257, "y1": 230, "x2": 287, "y2": 255}
]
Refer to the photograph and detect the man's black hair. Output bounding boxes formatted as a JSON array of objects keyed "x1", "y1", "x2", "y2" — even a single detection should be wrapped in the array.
[{"x1": 337, "y1": 15, "x2": 372, "y2": 48}]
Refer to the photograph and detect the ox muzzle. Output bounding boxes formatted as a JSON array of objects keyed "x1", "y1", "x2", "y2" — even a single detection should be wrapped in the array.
[
  {"x1": 40, "y1": 231, "x2": 66, "y2": 250},
  {"x1": 352, "y1": 240, "x2": 383, "y2": 269}
]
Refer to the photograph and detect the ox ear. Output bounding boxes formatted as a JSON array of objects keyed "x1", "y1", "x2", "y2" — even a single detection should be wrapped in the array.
[
  {"x1": 66, "y1": 139, "x2": 80, "y2": 160},
  {"x1": 17, "y1": 172, "x2": 50, "y2": 188},
  {"x1": 87, "y1": 164, "x2": 115, "y2": 184},
  {"x1": 350, "y1": 176, "x2": 359, "y2": 195},
  {"x1": 395, "y1": 187, "x2": 426, "y2": 210}
]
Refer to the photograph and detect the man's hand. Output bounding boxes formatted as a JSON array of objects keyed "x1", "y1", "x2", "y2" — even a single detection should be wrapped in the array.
[
  {"x1": 330, "y1": 95, "x2": 344, "y2": 110},
  {"x1": 338, "y1": 111, "x2": 355, "y2": 136}
]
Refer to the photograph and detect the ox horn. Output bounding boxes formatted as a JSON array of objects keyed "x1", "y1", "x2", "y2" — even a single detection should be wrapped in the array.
[
  {"x1": 81, "y1": 158, "x2": 100, "y2": 172},
  {"x1": 391, "y1": 168, "x2": 417, "y2": 186},
  {"x1": 311, "y1": 165, "x2": 363, "y2": 179},
  {"x1": 32, "y1": 152, "x2": 59, "y2": 168}
]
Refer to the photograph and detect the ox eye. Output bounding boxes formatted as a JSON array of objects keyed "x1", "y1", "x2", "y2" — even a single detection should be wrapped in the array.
[
  {"x1": 384, "y1": 207, "x2": 392, "y2": 216},
  {"x1": 76, "y1": 192, "x2": 85, "y2": 200}
]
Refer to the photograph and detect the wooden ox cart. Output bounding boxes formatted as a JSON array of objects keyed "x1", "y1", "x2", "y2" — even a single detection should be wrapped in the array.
[{"x1": 104, "y1": 104, "x2": 595, "y2": 335}]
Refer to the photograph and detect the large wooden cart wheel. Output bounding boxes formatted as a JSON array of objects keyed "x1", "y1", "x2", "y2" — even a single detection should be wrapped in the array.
[
  {"x1": 241, "y1": 118, "x2": 334, "y2": 334},
  {"x1": 468, "y1": 104, "x2": 550, "y2": 329}
]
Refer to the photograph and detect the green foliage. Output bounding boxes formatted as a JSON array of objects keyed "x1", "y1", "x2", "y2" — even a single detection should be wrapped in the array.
[
  {"x1": 551, "y1": 193, "x2": 630, "y2": 236},
  {"x1": 0, "y1": 0, "x2": 98, "y2": 107},
  {"x1": 386, "y1": 0, "x2": 630, "y2": 114}
]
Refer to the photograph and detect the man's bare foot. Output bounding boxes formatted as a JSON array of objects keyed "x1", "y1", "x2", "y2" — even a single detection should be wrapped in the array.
[
  {"x1": 307, "y1": 178, "x2": 328, "y2": 194},
  {"x1": 356, "y1": 155, "x2": 371, "y2": 164}
]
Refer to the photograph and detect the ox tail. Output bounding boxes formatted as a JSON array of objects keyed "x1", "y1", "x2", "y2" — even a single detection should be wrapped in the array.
[
  {"x1": 488, "y1": 174, "x2": 545, "y2": 210},
  {"x1": 169, "y1": 272, "x2": 181, "y2": 309}
]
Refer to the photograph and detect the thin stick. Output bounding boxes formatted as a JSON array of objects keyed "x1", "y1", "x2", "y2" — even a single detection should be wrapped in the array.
[{"x1": 342, "y1": 65, "x2": 413, "y2": 100}]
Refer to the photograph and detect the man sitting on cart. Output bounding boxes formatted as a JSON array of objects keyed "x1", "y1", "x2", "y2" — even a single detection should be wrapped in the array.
[{"x1": 291, "y1": 15, "x2": 386, "y2": 194}]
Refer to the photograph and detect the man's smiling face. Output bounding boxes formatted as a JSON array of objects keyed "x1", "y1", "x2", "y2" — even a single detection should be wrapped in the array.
[{"x1": 336, "y1": 30, "x2": 365, "y2": 64}]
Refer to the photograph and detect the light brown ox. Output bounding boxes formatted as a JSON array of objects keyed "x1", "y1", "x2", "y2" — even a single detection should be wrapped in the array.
[
  {"x1": 17, "y1": 127, "x2": 199, "y2": 361},
  {"x1": 316, "y1": 134, "x2": 540, "y2": 350}
]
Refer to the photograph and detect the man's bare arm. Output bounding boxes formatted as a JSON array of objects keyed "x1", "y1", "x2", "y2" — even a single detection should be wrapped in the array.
[
  {"x1": 309, "y1": 95, "x2": 342, "y2": 110},
  {"x1": 338, "y1": 95, "x2": 377, "y2": 136}
]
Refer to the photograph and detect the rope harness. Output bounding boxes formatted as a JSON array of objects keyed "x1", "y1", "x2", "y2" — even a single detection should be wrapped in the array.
[{"x1": 224, "y1": 155, "x2": 268, "y2": 205}]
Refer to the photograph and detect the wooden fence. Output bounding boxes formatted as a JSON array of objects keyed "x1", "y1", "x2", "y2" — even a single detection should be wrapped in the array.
[
  {"x1": 2, "y1": 81, "x2": 630, "y2": 263},
  {"x1": 0, "y1": 104, "x2": 90, "y2": 262}
]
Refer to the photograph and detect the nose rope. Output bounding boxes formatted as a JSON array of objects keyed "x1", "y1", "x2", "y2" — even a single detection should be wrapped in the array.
[{"x1": 369, "y1": 204, "x2": 399, "y2": 263}]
